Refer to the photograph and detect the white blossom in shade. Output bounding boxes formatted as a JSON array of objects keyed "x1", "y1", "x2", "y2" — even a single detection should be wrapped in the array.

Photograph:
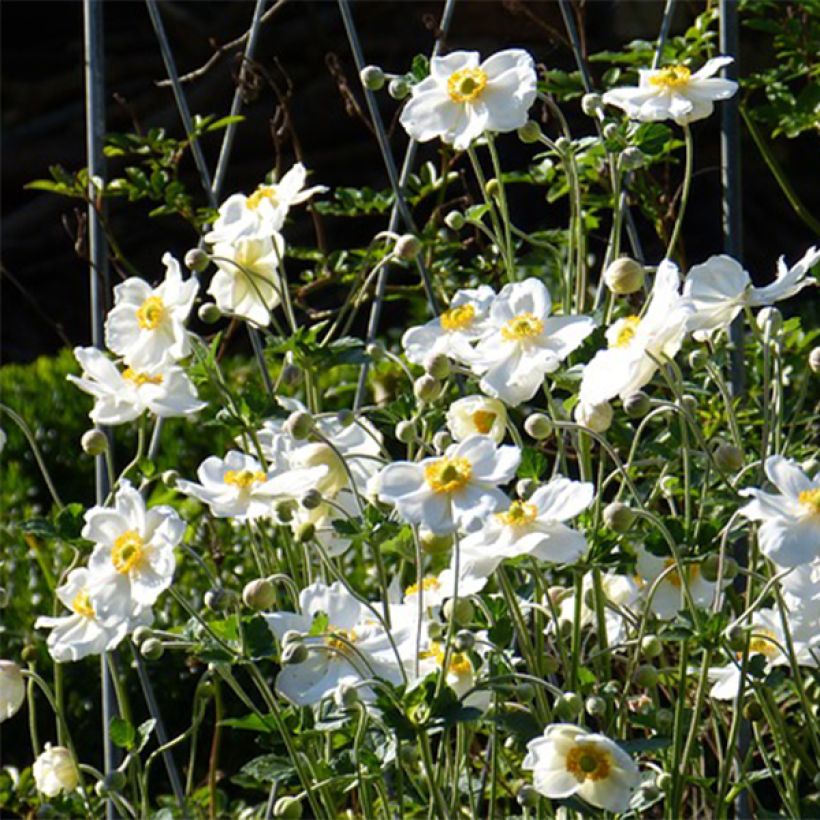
[
  {"x1": 635, "y1": 548, "x2": 718, "y2": 620},
  {"x1": 290, "y1": 490, "x2": 359, "y2": 557},
  {"x1": 748, "y1": 246, "x2": 820, "y2": 306},
  {"x1": 264, "y1": 581, "x2": 415, "y2": 706},
  {"x1": 0, "y1": 661, "x2": 25, "y2": 723},
  {"x1": 209, "y1": 234, "x2": 285, "y2": 326},
  {"x1": 68, "y1": 347, "x2": 206, "y2": 426},
  {"x1": 34, "y1": 568, "x2": 150, "y2": 662},
  {"x1": 446, "y1": 395, "x2": 508, "y2": 444},
  {"x1": 378, "y1": 435, "x2": 520, "y2": 535},
  {"x1": 204, "y1": 163, "x2": 327, "y2": 244},
  {"x1": 32, "y1": 745, "x2": 79, "y2": 797},
  {"x1": 523, "y1": 724, "x2": 641, "y2": 813},
  {"x1": 739, "y1": 455, "x2": 820, "y2": 568},
  {"x1": 471, "y1": 279, "x2": 596, "y2": 407},
  {"x1": 399, "y1": 49, "x2": 537, "y2": 151},
  {"x1": 580, "y1": 260, "x2": 693, "y2": 405},
  {"x1": 781, "y1": 558, "x2": 820, "y2": 625},
  {"x1": 105, "y1": 253, "x2": 198, "y2": 370},
  {"x1": 402, "y1": 286, "x2": 495, "y2": 366},
  {"x1": 602, "y1": 57, "x2": 737, "y2": 125}
]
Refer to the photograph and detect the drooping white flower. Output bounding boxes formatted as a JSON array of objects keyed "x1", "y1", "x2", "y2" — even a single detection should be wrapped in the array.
[
  {"x1": 603, "y1": 57, "x2": 738, "y2": 125},
  {"x1": 204, "y1": 163, "x2": 326, "y2": 244},
  {"x1": 0, "y1": 661, "x2": 25, "y2": 723},
  {"x1": 68, "y1": 347, "x2": 206, "y2": 426},
  {"x1": 635, "y1": 548, "x2": 718, "y2": 620},
  {"x1": 446, "y1": 395, "x2": 508, "y2": 444},
  {"x1": 471, "y1": 279, "x2": 595, "y2": 407},
  {"x1": 209, "y1": 234, "x2": 285, "y2": 326},
  {"x1": 402, "y1": 286, "x2": 495, "y2": 366},
  {"x1": 739, "y1": 455, "x2": 820, "y2": 567},
  {"x1": 580, "y1": 260, "x2": 693, "y2": 405},
  {"x1": 33, "y1": 744, "x2": 79, "y2": 797},
  {"x1": 176, "y1": 450, "x2": 326, "y2": 521},
  {"x1": 749, "y1": 246, "x2": 820, "y2": 306},
  {"x1": 523, "y1": 724, "x2": 641, "y2": 813},
  {"x1": 400, "y1": 49, "x2": 537, "y2": 151},
  {"x1": 105, "y1": 253, "x2": 198, "y2": 370},
  {"x1": 378, "y1": 435, "x2": 520, "y2": 535}
]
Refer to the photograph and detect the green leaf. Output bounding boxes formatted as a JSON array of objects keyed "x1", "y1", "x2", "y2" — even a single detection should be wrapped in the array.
[
  {"x1": 220, "y1": 712, "x2": 278, "y2": 733},
  {"x1": 309, "y1": 612, "x2": 329, "y2": 637},
  {"x1": 110, "y1": 716, "x2": 136, "y2": 750},
  {"x1": 237, "y1": 754, "x2": 295, "y2": 785},
  {"x1": 206, "y1": 115, "x2": 245, "y2": 132},
  {"x1": 136, "y1": 719, "x2": 156, "y2": 752}
]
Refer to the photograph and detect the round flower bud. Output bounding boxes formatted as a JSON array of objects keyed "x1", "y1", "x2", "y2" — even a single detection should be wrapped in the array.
[
  {"x1": 678, "y1": 394, "x2": 698, "y2": 415},
  {"x1": 275, "y1": 499, "x2": 295, "y2": 523},
  {"x1": 516, "y1": 682, "x2": 536, "y2": 702},
  {"x1": 809, "y1": 347, "x2": 820, "y2": 374},
  {"x1": 743, "y1": 701, "x2": 764, "y2": 722},
  {"x1": 414, "y1": 375, "x2": 442, "y2": 403},
  {"x1": 574, "y1": 400, "x2": 613, "y2": 433},
  {"x1": 282, "y1": 630, "x2": 303, "y2": 647},
  {"x1": 427, "y1": 620, "x2": 445, "y2": 641},
  {"x1": 555, "y1": 691, "x2": 583, "y2": 719},
  {"x1": 603, "y1": 257, "x2": 645, "y2": 295},
  {"x1": 554, "y1": 136, "x2": 571, "y2": 154},
  {"x1": 281, "y1": 642, "x2": 308, "y2": 665},
  {"x1": 444, "y1": 211, "x2": 465, "y2": 231},
  {"x1": 602, "y1": 680, "x2": 621, "y2": 697},
  {"x1": 623, "y1": 390, "x2": 650, "y2": 419},
  {"x1": 688, "y1": 349, "x2": 708, "y2": 370},
  {"x1": 454, "y1": 630, "x2": 475, "y2": 653},
  {"x1": 33, "y1": 745, "x2": 79, "y2": 797},
  {"x1": 360, "y1": 65, "x2": 385, "y2": 91},
  {"x1": 442, "y1": 597, "x2": 474, "y2": 626},
  {"x1": 204, "y1": 588, "x2": 227, "y2": 611},
  {"x1": 603, "y1": 122, "x2": 619, "y2": 141},
  {"x1": 242, "y1": 578, "x2": 276, "y2": 610},
  {"x1": 603, "y1": 502, "x2": 635, "y2": 532},
  {"x1": 714, "y1": 443, "x2": 744, "y2": 473},
  {"x1": 131, "y1": 626, "x2": 152, "y2": 646},
  {"x1": 585, "y1": 695, "x2": 607, "y2": 717},
  {"x1": 388, "y1": 78, "x2": 411, "y2": 100},
  {"x1": 485, "y1": 178, "x2": 500, "y2": 198},
  {"x1": 581, "y1": 92, "x2": 603, "y2": 117},
  {"x1": 641, "y1": 635, "x2": 663, "y2": 659},
  {"x1": 0, "y1": 661, "x2": 25, "y2": 723},
  {"x1": 197, "y1": 302, "x2": 222, "y2": 324},
  {"x1": 726, "y1": 626, "x2": 747, "y2": 652},
  {"x1": 161, "y1": 469, "x2": 178, "y2": 488},
  {"x1": 700, "y1": 554, "x2": 722, "y2": 583},
  {"x1": 365, "y1": 342, "x2": 385, "y2": 361},
  {"x1": 756, "y1": 307, "x2": 782, "y2": 335},
  {"x1": 295, "y1": 522, "x2": 316, "y2": 544},
  {"x1": 300, "y1": 489, "x2": 323, "y2": 510},
  {"x1": 517, "y1": 784, "x2": 540, "y2": 808},
  {"x1": 141, "y1": 639, "x2": 164, "y2": 661},
  {"x1": 273, "y1": 796, "x2": 303, "y2": 819},
  {"x1": 420, "y1": 528, "x2": 453, "y2": 555},
  {"x1": 656, "y1": 772, "x2": 673, "y2": 792},
  {"x1": 722, "y1": 556, "x2": 739, "y2": 580},
  {"x1": 395, "y1": 234, "x2": 421, "y2": 260},
  {"x1": 634, "y1": 664, "x2": 658, "y2": 688},
  {"x1": 280, "y1": 363, "x2": 302, "y2": 388},
  {"x1": 517, "y1": 120, "x2": 542, "y2": 143},
  {"x1": 620, "y1": 146, "x2": 645, "y2": 170},
  {"x1": 524, "y1": 413, "x2": 552, "y2": 440},
  {"x1": 21, "y1": 644, "x2": 37, "y2": 663},
  {"x1": 516, "y1": 478, "x2": 536, "y2": 500},
  {"x1": 81, "y1": 429, "x2": 108, "y2": 456},
  {"x1": 334, "y1": 682, "x2": 360, "y2": 709},
  {"x1": 423, "y1": 352, "x2": 450, "y2": 380},
  {"x1": 395, "y1": 420, "x2": 416, "y2": 444},
  {"x1": 336, "y1": 409, "x2": 355, "y2": 428},
  {"x1": 101, "y1": 771, "x2": 126, "y2": 794},
  {"x1": 432, "y1": 430, "x2": 452, "y2": 453},
  {"x1": 284, "y1": 411, "x2": 314, "y2": 440},
  {"x1": 184, "y1": 248, "x2": 209, "y2": 272}
]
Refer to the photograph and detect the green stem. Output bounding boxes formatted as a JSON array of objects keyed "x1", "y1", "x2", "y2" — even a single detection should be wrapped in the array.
[{"x1": 667, "y1": 124, "x2": 693, "y2": 260}]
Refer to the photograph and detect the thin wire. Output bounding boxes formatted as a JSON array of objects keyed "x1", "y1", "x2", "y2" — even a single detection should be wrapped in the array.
[{"x1": 652, "y1": 0, "x2": 677, "y2": 70}]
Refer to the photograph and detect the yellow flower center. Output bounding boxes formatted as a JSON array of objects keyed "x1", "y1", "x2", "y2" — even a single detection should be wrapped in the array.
[
  {"x1": 501, "y1": 312, "x2": 544, "y2": 342},
  {"x1": 611, "y1": 315, "x2": 641, "y2": 348},
  {"x1": 112, "y1": 530, "x2": 145, "y2": 574},
  {"x1": 495, "y1": 500, "x2": 538, "y2": 528},
  {"x1": 405, "y1": 576, "x2": 442, "y2": 597},
  {"x1": 247, "y1": 185, "x2": 279, "y2": 210},
  {"x1": 471, "y1": 410, "x2": 496, "y2": 435},
  {"x1": 565, "y1": 744, "x2": 613, "y2": 782},
  {"x1": 648, "y1": 65, "x2": 692, "y2": 90},
  {"x1": 662, "y1": 558, "x2": 700, "y2": 589},
  {"x1": 122, "y1": 368, "x2": 163, "y2": 387},
  {"x1": 72, "y1": 589, "x2": 95, "y2": 618},
  {"x1": 424, "y1": 456, "x2": 472, "y2": 494},
  {"x1": 799, "y1": 488, "x2": 820, "y2": 516},
  {"x1": 423, "y1": 642, "x2": 472, "y2": 677},
  {"x1": 224, "y1": 469, "x2": 267, "y2": 489},
  {"x1": 747, "y1": 629, "x2": 779, "y2": 659},
  {"x1": 440, "y1": 303, "x2": 476, "y2": 332},
  {"x1": 447, "y1": 67, "x2": 488, "y2": 103},
  {"x1": 136, "y1": 295, "x2": 166, "y2": 330},
  {"x1": 325, "y1": 627, "x2": 358, "y2": 653}
]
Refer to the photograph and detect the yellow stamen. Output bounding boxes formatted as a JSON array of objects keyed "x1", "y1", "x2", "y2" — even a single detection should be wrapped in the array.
[
  {"x1": 325, "y1": 627, "x2": 358, "y2": 652},
  {"x1": 501, "y1": 312, "x2": 544, "y2": 341},
  {"x1": 447, "y1": 67, "x2": 488, "y2": 103},
  {"x1": 611, "y1": 315, "x2": 641, "y2": 348},
  {"x1": 122, "y1": 368, "x2": 163, "y2": 387},
  {"x1": 565, "y1": 744, "x2": 612, "y2": 782},
  {"x1": 495, "y1": 500, "x2": 538, "y2": 527},
  {"x1": 662, "y1": 558, "x2": 699, "y2": 589},
  {"x1": 224, "y1": 469, "x2": 267, "y2": 489},
  {"x1": 648, "y1": 65, "x2": 692, "y2": 90},
  {"x1": 405, "y1": 577, "x2": 442, "y2": 597},
  {"x1": 247, "y1": 185, "x2": 279, "y2": 210},
  {"x1": 471, "y1": 410, "x2": 496, "y2": 435},
  {"x1": 747, "y1": 629, "x2": 779, "y2": 658},
  {"x1": 799, "y1": 488, "x2": 820, "y2": 516},
  {"x1": 424, "y1": 456, "x2": 472, "y2": 494},
  {"x1": 422, "y1": 641, "x2": 472, "y2": 676},
  {"x1": 72, "y1": 589, "x2": 95, "y2": 618},
  {"x1": 440, "y1": 303, "x2": 476, "y2": 332},
  {"x1": 112, "y1": 530, "x2": 145, "y2": 574},
  {"x1": 136, "y1": 295, "x2": 165, "y2": 330}
]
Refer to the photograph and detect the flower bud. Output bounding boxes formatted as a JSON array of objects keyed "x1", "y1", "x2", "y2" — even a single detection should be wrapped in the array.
[
  {"x1": 554, "y1": 136, "x2": 571, "y2": 153},
  {"x1": 726, "y1": 626, "x2": 747, "y2": 652},
  {"x1": 581, "y1": 93, "x2": 603, "y2": 117},
  {"x1": 444, "y1": 211, "x2": 465, "y2": 231},
  {"x1": 333, "y1": 410, "x2": 353, "y2": 430},
  {"x1": 281, "y1": 642, "x2": 308, "y2": 665},
  {"x1": 141, "y1": 639, "x2": 164, "y2": 661},
  {"x1": 33, "y1": 745, "x2": 79, "y2": 797},
  {"x1": 524, "y1": 412, "x2": 552, "y2": 440},
  {"x1": 360, "y1": 65, "x2": 385, "y2": 91},
  {"x1": 101, "y1": 771, "x2": 126, "y2": 794},
  {"x1": 427, "y1": 620, "x2": 445, "y2": 640},
  {"x1": 420, "y1": 528, "x2": 453, "y2": 555},
  {"x1": 689, "y1": 349, "x2": 708, "y2": 370},
  {"x1": 423, "y1": 352, "x2": 450, "y2": 380},
  {"x1": 432, "y1": 430, "x2": 452, "y2": 452},
  {"x1": 603, "y1": 257, "x2": 645, "y2": 295},
  {"x1": 516, "y1": 682, "x2": 536, "y2": 702},
  {"x1": 280, "y1": 363, "x2": 302, "y2": 388},
  {"x1": 81, "y1": 429, "x2": 108, "y2": 456},
  {"x1": 282, "y1": 630, "x2": 303, "y2": 647},
  {"x1": 365, "y1": 342, "x2": 385, "y2": 361},
  {"x1": 395, "y1": 234, "x2": 421, "y2": 260},
  {"x1": 517, "y1": 784, "x2": 540, "y2": 807},
  {"x1": 284, "y1": 411, "x2": 314, "y2": 440},
  {"x1": 585, "y1": 695, "x2": 607, "y2": 717},
  {"x1": 185, "y1": 248, "x2": 209, "y2": 272},
  {"x1": 300, "y1": 489, "x2": 323, "y2": 510},
  {"x1": 414, "y1": 375, "x2": 442, "y2": 403},
  {"x1": 485, "y1": 178, "x2": 500, "y2": 198},
  {"x1": 603, "y1": 123, "x2": 619, "y2": 141},
  {"x1": 204, "y1": 588, "x2": 227, "y2": 611},
  {"x1": 161, "y1": 469, "x2": 178, "y2": 488},
  {"x1": 131, "y1": 626, "x2": 152, "y2": 646},
  {"x1": 454, "y1": 630, "x2": 475, "y2": 652},
  {"x1": 603, "y1": 502, "x2": 635, "y2": 532},
  {"x1": 442, "y1": 597, "x2": 474, "y2": 626},
  {"x1": 0, "y1": 661, "x2": 25, "y2": 723},
  {"x1": 641, "y1": 635, "x2": 663, "y2": 659},
  {"x1": 516, "y1": 478, "x2": 536, "y2": 500},
  {"x1": 295, "y1": 522, "x2": 316, "y2": 544},
  {"x1": 21, "y1": 644, "x2": 37, "y2": 663},
  {"x1": 242, "y1": 578, "x2": 276, "y2": 610},
  {"x1": 620, "y1": 146, "x2": 645, "y2": 170},
  {"x1": 756, "y1": 306, "x2": 782, "y2": 335},
  {"x1": 809, "y1": 347, "x2": 820, "y2": 374},
  {"x1": 275, "y1": 499, "x2": 295, "y2": 523},
  {"x1": 197, "y1": 302, "x2": 222, "y2": 324},
  {"x1": 273, "y1": 796, "x2": 303, "y2": 819},
  {"x1": 517, "y1": 120, "x2": 542, "y2": 143},
  {"x1": 743, "y1": 701, "x2": 764, "y2": 722},
  {"x1": 714, "y1": 442, "x2": 744, "y2": 473},
  {"x1": 634, "y1": 664, "x2": 658, "y2": 688},
  {"x1": 555, "y1": 691, "x2": 582, "y2": 719},
  {"x1": 656, "y1": 772, "x2": 673, "y2": 792},
  {"x1": 334, "y1": 682, "x2": 360, "y2": 708},
  {"x1": 395, "y1": 420, "x2": 416, "y2": 444},
  {"x1": 574, "y1": 400, "x2": 613, "y2": 433},
  {"x1": 623, "y1": 390, "x2": 650, "y2": 419},
  {"x1": 388, "y1": 78, "x2": 411, "y2": 100},
  {"x1": 678, "y1": 394, "x2": 698, "y2": 414}
]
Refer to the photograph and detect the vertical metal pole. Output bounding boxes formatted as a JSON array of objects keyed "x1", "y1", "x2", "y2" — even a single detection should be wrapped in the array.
[{"x1": 83, "y1": 2, "x2": 116, "y2": 816}]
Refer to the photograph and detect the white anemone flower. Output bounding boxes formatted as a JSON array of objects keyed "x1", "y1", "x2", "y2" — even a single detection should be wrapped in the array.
[
  {"x1": 400, "y1": 49, "x2": 537, "y2": 151},
  {"x1": 0, "y1": 661, "x2": 25, "y2": 723},
  {"x1": 34, "y1": 568, "x2": 150, "y2": 662},
  {"x1": 105, "y1": 253, "x2": 198, "y2": 370},
  {"x1": 264, "y1": 581, "x2": 414, "y2": 707},
  {"x1": 418, "y1": 641, "x2": 478, "y2": 699},
  {"x1": 176, "y1": 450, "x2": 326, "y2": 521},
  {"x1": 603, "y1": 57, "x2": 738, "y2": 125},
  {"x1": 781, "y1": 559, "x2": 820, "y2": 625},
  {"x1": 402, "y1": 286, "x2": 495, "y2": 366},
  {"x1": 209, "y1": 234, "x2": 285, "y2": 326},
  {"x1": 378, "y1": 435, "x2": 520, "y2": 535},
  {"x1": 635, "y1": 548, "x2": 717, "y2": 620},
  {"x1": 32, "y1": 745, "x2": 80, "y2": 797},
  {"x1": 739, "y1": 455, "x2": 820, "y2": 567},
  {"x1": 523, "y1": 724, "x2": 641, "y2": 813},
  {"x1": 204, "y1": 163, "x2": 326, "y2": 244},
  {"x1": 290, "y1": 490, "x2": 359, "y2": 557},
  {"x1": 68, "y1": 347, "x2": 206, "y2": 426},
  {"x1": 471, "y1": 279, "x2": 596, "y2": 407},
  {"x1": 446, "y1": 395, "x2": 508, "y2": 444},
  {"x1": 580, "y1": 260, "x2": 693, "y2": 405}
]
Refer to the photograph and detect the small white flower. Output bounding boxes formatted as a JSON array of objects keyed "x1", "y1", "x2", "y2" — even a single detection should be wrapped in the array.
[
  {"x1": 580, "y1": 260, "x2": 692, "y2": 405},
  {"x1": 739, "y1": 455, "x2": 820, "y2": 567},
  {"x1": 418, "y1": 640, "x2": 477, "y2": 699},
  {"x1": 446, "y1": 395, "x2": 508, "y2": 444},
  {"x1": 603, "y1": 57, "x2": 738, "y2": 125},
  {"x1": 204, "y1": 163, "x2": 326, "y2": 244},
  {"x1": 471, "y1": 279, "x2": 595, "y2": 407},
  {"x1": 105, "y1": 253, "x2": 198, "y2": 370},
  {"x1": 378, "y1": 435, "x2": 520, "y2": 535},
  {"x1": 573, "y1": 400, "x2": 613, "y2": 433},
  {"x1": 400, "y1": 49, "x2": 537, "y2": 151},
  {"x1": 0, "y1": 661, "x2": 25, "y2": 723},
  {"x1": 33, "y1": 744, "x2": 79, "y2": 797},
  {"x1": 523, "y1": 724, "x2": 641, "y2": 813},
  {"x1": 209, "y1": 234, "x2": 285, "y2": 326},
  {"x1": 635, "y1": 548, "x2": 717, "y2": 619},
  {"x1": 749, "y1": 246, "x2": 820, "y2": 306},
  {"x1": 68, "y1": 347, "x2": 206, "y2": 426}
]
